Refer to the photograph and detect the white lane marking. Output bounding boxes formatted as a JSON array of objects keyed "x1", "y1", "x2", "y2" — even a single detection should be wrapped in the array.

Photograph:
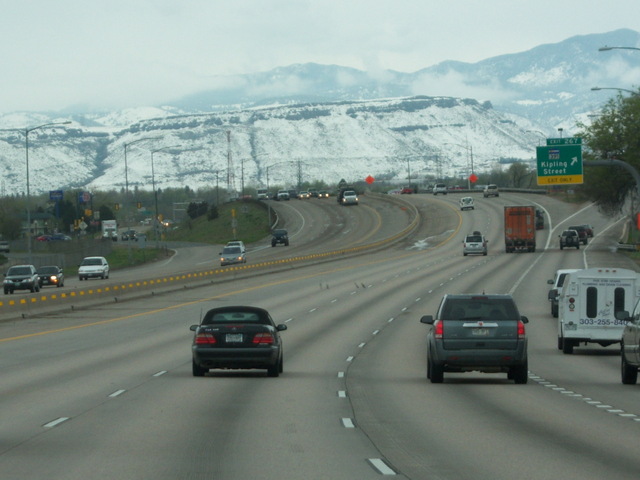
[
  {"x1": 531, "y1": 375, "x2": 640, "y2": 423},
  {"x1": 338, "y1": 371, "x2": 345, "y2": 378},
  {"x1": 341, "y1": 418, "x2": 355, "y2": 428},
  {"x1": 372, "y1": 330, "x2": 380, "y2": 335},
  {"x1": 338, "y1": 390, "x2": 347, "y2": 398},
  {"x1": 358, "y1": 342, "x2": 366, "y2": 348},
  {"x1": 109, "y1": 389, "x2": 126, "y2": 398},
  {"x1": 368, "y1": 458, "x2": 396, "y2": 475},
  {"x1": 44, "y1": 417, "x2": 69, "y2": 428},
  {"x1": 153, "y1": 371, "x2": 167, "y2": 377},
  {"x1": 346, "y1": 356, "x2": 354, "y2": 362}
]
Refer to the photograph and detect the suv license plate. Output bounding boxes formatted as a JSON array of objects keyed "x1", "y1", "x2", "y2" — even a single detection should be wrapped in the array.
[
  {"x1": 472, "y1": 328, "x2": 489, "y2": 336},
  {"x1": 226, "y1": 333, "x2": 243, "y2": 343}
]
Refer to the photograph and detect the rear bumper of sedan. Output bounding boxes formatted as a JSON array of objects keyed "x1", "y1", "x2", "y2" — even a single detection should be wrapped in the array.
[{"x1": 192, "y1": 346, "x2": 281, "y2": 370}]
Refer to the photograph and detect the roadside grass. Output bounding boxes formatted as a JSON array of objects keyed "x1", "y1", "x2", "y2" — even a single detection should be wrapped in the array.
[{"x1": 164, "y1": 200, "x2": 271, "y2": 245}]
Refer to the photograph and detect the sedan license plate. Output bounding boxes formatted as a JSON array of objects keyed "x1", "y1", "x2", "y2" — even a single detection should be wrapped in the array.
[
  {"x1": 472, "y1": 328, "x2": 489, "y2": 336},
  {"x1": 225, "y1": 333, "x2": 243, "y2": 343}
]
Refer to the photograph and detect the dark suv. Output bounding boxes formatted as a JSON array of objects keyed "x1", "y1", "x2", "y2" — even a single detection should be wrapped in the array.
[
  {"x1": 3, "y1": 264, "x2": 40, "y2": 294},
  {"x1": 420, "y1": 294, "x2": 529, "y2": 384},
  {"x1": 271, "y1": 229, "x2": 289, "y2": 247},
  {"x1": 567, "y1": 225, "x2": 588, "y2": 245}
]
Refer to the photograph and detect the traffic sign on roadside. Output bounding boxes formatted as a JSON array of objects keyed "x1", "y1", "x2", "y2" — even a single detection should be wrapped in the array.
[{"x1": 536, "y1": 139, "x2": 583, "y2": 185}]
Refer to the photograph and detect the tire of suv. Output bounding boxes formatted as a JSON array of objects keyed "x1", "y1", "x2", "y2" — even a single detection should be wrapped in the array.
[
  {"x1": 511, "y1": 362, "x2": 528, "y2": 384},
  {"x1": 428, "y1": 357, "x2": 444, "y2": 383},
  {"x1": 621, "y1": 349, "x2": 638, "y2": 384}
]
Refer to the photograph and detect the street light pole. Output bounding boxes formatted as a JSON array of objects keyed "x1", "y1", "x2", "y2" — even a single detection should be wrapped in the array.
[
  {"x1": 24, "y1": 121, "x2": 71, "y2": 263},
  {"x1": 123, "y1": 137, "x2": 162, "y2": 263},
  {"x1": 150, "y1": 144, "x2": 181, "y2": 248},
  {"x1": 591, "y1": 86, "x2": 639, "y2": 95}
]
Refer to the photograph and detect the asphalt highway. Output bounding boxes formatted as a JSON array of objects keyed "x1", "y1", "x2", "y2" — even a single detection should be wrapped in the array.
[{"x1": 1, "y1": 192, "x2": 639, "y2": 479}]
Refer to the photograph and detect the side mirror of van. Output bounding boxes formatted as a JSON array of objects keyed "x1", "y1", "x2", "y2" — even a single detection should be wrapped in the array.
[
  {"x1": 547, "y1": 279, "x2": 554, "y2": 285},
  {"x1": 547, "y1": 289, "x2": 557, "y2": 300},
  {"x1": 520, "y1": 315, "x2": 529, "y2": 324},
  {"x1": 615, "y1": 310, "x2": 631, "y2": 322}
]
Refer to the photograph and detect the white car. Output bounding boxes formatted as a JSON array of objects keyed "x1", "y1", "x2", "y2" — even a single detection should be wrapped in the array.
[
  {"x1": 341, "y1": 190, "x2": 359, "y2": 205},
  {"x1": 483, "y1": 184, "x2": 499, "y2": 197},
  {"x1": 459, "y1": 196, "x2": 475, "y2": 210},
  {"x1": 432, "y1": 183, "x2": 447, "y2": 195},
  {"x1": 226, "y1": 240, "x2": 246, "y2": 253},
  {"x1": 78, "y1": 256, "x2": 110, "y2": 280}
]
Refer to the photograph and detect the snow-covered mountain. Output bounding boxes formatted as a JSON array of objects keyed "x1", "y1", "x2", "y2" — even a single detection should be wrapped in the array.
[
  {"x1": 0, "y1": 96, "x2": 545, "y2": 196},
  {"x1": 0, "y1": 29, "x2": 638, "y2": 195}
]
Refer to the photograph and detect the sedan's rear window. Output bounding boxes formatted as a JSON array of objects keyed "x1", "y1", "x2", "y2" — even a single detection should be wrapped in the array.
[{"x1": 202, "y1": 311, "x2": 266, "y2": 324}]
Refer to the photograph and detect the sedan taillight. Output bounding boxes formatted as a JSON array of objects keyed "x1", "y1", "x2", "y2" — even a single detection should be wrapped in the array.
[
  {"x1": 252, "y1": 332, "x2": 275, "y2": 345},
  {"x1": 517, "y1": 320, "x2": 526, "y2": 339},
  {"x1": 195, "y1": 332, "x2": 217, "y2": 344},
  {"x1": 434, "y1": 320, "x2": 444, "y2": 339}
]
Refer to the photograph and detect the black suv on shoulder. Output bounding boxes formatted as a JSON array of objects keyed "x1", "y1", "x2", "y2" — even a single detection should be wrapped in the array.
[
  {"x1": 420, "y1": 294, "x2": 529, "y2": 384},
  {"x1": 3, "y1": 264, "x2": 40, "y2": 294},
  {"x1": 559, "y1": 229, "x2": 580, "y2": 250},
  {"x1": 271, "y1": 229, "x2": 289, "y2": 247}
]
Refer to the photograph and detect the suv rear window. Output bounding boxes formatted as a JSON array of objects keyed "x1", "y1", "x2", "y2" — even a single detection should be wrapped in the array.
[
  {"x1": 441, "y1": 297, "x2": 519, "y2": 320},
  {"x1": 465, "y1": 235, "x2": 483, "y2": 243}
]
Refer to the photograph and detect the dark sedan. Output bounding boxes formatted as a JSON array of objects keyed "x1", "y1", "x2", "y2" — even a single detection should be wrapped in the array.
[
  {"x1": 37, "y1": 265, "x2": 65, "y2": 288},
  {"x1": 190, "y1": 306, "x2": 287, "y2": 377}
]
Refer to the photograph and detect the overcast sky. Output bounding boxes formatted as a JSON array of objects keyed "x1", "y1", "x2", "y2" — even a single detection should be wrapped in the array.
[{"x1": 2, "y1": 0, "x2": 640, "y2": 114}]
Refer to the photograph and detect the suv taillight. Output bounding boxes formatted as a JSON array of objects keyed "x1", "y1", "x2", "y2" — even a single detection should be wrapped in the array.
[
  {"x1": 195, "y1": 332, "x2": 217, "y2": 345},
  {"x1": 517, "y1": 320, "x2": 526, "y2": 339},
  {"x1": 253, "y1": 332, "x2": 275, "y2": 345},
  {"x1": 434, "y1": 320, "x2": 444, "y2": 339}
]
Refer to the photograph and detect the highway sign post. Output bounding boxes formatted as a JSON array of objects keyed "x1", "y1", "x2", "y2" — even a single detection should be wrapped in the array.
[{"x1": 536, "y1": 138, "x2": 583, "y2": 185}]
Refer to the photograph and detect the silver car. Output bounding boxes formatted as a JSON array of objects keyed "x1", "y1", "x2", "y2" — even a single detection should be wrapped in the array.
[
  {"x1": 462, "y1": 233, "x2": 487, "y2": 256},
  {"x1": 219, "y1": 246, "x2": 246, "y2": 266}
]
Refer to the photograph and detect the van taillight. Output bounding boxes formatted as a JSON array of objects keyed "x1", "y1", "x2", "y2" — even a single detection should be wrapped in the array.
[
  {"x1": 195, "y1": 332, "x2": 217, "y2": 344},
  {"x1": 434, "y1": 320, "x2": 444, "y2": 339},
  {"x1": 517, "y1": 320, "x2": 526, "y2": 339}
]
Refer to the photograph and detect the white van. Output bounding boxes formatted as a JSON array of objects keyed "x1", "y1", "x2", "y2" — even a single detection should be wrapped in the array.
[{"x1": 557, "y1": 267, "x2": 640, "y2": 354}]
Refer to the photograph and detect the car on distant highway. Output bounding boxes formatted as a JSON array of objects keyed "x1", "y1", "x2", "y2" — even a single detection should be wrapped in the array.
[
  {"x1": 226, "y1": 240, "x2": 246, "y2": 253},
  {"x1": 318, "y1": 190, "x2": 330, "y2": 198},
  {"x1": 432, "y1": 183, "x2": 447, "y2": 195},
  {"x1": 190, "y1": 305, "x2": 287, "y2": 377},
  {"x1": 0, "y1": 240, "x2": 9, "y2": 253},
  {"x1": 483, "y1": 184, "x2": 499, "y2": 197},
  {"x1": 547, "y1": 269, "x2": 580, "y2": 317},
  {"x1": 462, "y1": 232, "x2": 487, "y2": 256},
  {"x1": 420, "y1": 294, "x2": 529, "y2": 384},
  {"x1": 568, "y1": 225, "x2": 589, "y2": 245},
  {"x1": 219, "y1": 246, "x2": 246, "y2": 266},
  {"x1": 78, "y1": 256, "x2": 110, "y2": 280},
  {"x1": 559, "y1": 229, "x2": 580, "y2": 250},
  {"x1": 271, "y1": 229, "x2": 289, "y2": 247},
  {"x1": 340, "y1": 190, "x2": 359, "y2": 205},
  {"x1": 299, "y1": 191, "x2": 310, "y2": 199},
  {"x1": 580, "y1": 224, "x2": 594, "y2": 238},
  {"x1": 37, "y1": 265, "x2": 65, "y2": 288},
  {"x1": 3, "y1": 264, "x2": 40, "y2": 294},
  {"x1": 121, "y1": 229, "x2": 138, "y2": 241},
  {"x1": 459, "y1": 196, "x2": 475, "y2": 210}
]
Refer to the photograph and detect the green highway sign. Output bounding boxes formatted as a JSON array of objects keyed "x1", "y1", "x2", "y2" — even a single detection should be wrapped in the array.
[
  {"x1": 546, "y1": 137, "x2": 582, "y2": 146},
  {"x1": 536, "y1": 142, "x2": 583, "y2": 185}
]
